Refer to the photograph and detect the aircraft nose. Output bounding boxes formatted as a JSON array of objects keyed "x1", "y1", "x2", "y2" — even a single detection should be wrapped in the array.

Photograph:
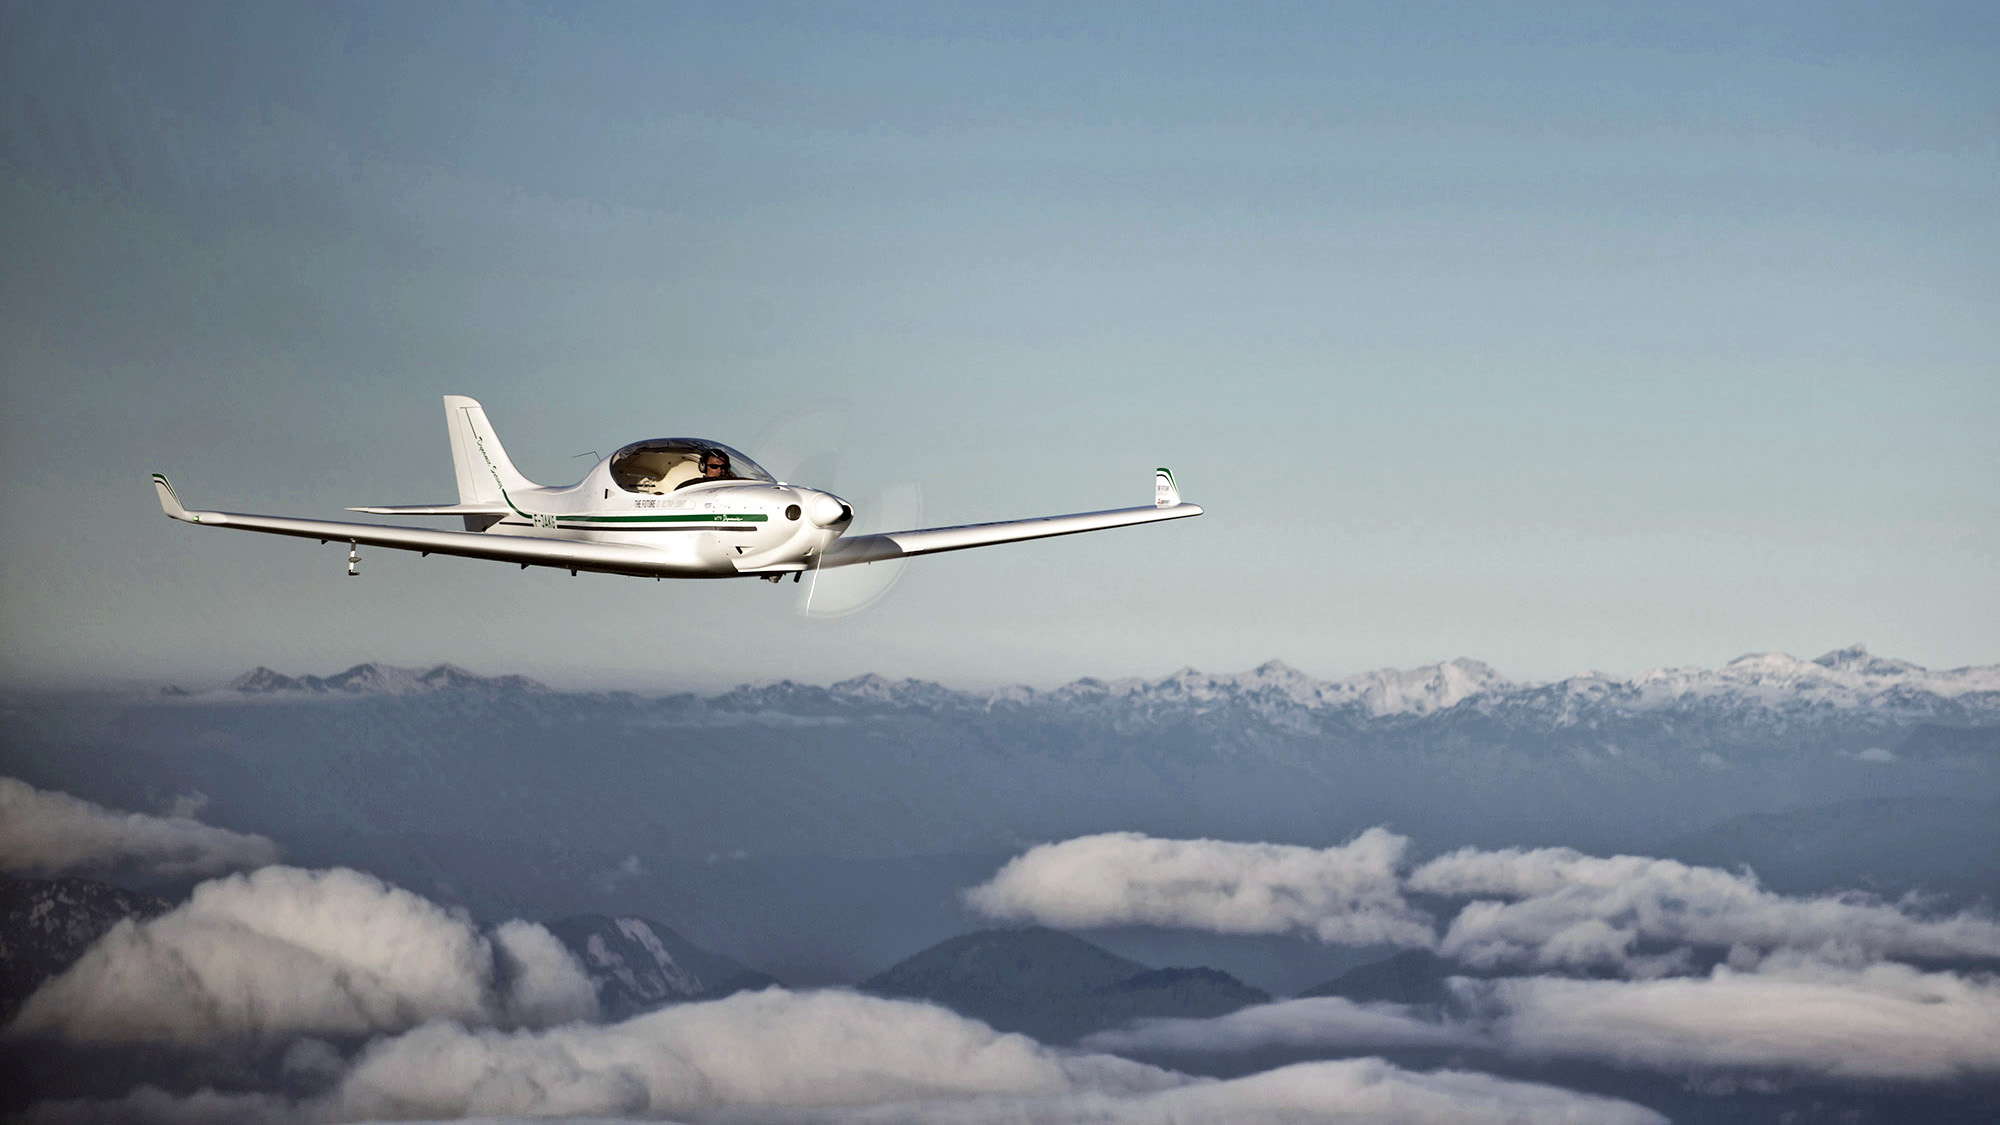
[{"x1": 806, "y1": 492, "x2": 852, "y2": 529}]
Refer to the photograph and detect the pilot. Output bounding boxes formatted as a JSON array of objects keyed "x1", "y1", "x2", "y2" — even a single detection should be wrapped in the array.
[{"x1": 681, "y1": 449, "x2": 733, "y2": 487}]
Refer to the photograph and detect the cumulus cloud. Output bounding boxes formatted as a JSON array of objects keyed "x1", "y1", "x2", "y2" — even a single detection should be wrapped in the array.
[
  {"x1": 967, "y1": 829, "x2": 2000, "y2": 977},
  {"x1": 18, "y1": 991, "x2": 1663, "y2": 1125},
  {"x1": 1469, "y1": 955, "x2": 2000, "y2": 1082},
  {"x1": 965, "y1": 829, "x2": 1436, "y2": 947},
  {"x1": 959, "y1": 829, "x2": 2000, "y2": 1093},
  {"x1": 5, "y1": 866, "x2": 596, "y2": 1044},
  {"x1": 1410, "y1": 845, "x2": 2000, "y2": 972},
  {"x1": 0, "y1": 777, "x2": 280, "y2": 878},
  {"x1": 493, "y1": 919, "x2": 601, "y2": 1027}
]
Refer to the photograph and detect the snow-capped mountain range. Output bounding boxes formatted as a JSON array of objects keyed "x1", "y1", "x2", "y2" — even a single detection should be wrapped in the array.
[
  {"x1": 207, "y1": 645, "x2": 2000, "y2": 727},
  {"x1": 225, "y1": 663, "x2": 546, "y2": 697}
]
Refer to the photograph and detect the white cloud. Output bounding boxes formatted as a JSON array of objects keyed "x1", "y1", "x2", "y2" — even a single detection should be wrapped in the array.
[
  {"x1": 327, "y1": 989, "x2": 1172, "y2": 1120},
  {"x1": 493, "y1": 919, "x2": 600, "y2": 1027},
  {"x1": 1469, "y1": 955, "x2": 2000, "y2": 1082},
  {"x1": 957, "y1": 830, "x2": 2000, "y2": 1092},
  {"x1": 0, "y1": 776, "x2": 279, "y2": 878},
  {"x1": 1076, "y1": 957, "x2": 2000, "y2": 1086},
  {"x1": 17, "y1": 992, "x2": 1663, "y2": 1125},
  {"x1": 821, "y1": 1058, "x2": 1665, "y2": 1125},
  {"x1": 5, "y1": 866, "x2": 596, "y2": 1044},
  {"x1": 1410, "y1": 845, "x2": 2000, "y2": 972},
  {"x1": 1084, "y1": 995, "x2": 1471, "y2": 1055},
  {"x1": 965, "y1": 829, "x2": 1436, "y2": 947}
]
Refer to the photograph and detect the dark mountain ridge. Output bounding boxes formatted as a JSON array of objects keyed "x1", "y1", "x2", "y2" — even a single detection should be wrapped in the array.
[
  {"x1": 862, "y1": 927, "x2": 1269, "y2": 1044},
  {"x1": 0, "y1": 875, "x2": 170, "y2": 1023}
]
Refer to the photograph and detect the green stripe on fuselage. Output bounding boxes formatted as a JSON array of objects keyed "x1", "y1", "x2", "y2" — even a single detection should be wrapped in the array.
[{"x1": 557, "y1": 512, "x2": 767, "y2": 524}]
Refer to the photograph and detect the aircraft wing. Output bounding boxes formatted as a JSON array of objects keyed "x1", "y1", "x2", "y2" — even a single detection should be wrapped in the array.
[
  {"x1": 818, "y1": 483, "x2": 1202, "y2": 568},
  {"x1": 151, "y1": 475, "x2": 675, "y2": 577}
]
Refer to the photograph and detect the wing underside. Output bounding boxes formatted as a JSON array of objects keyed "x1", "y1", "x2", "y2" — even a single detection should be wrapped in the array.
[{"x1": 153, "y1": 475, "x2": 676, "y2": 577}]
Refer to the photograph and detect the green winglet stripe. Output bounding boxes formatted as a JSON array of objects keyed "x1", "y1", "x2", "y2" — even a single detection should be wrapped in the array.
[{"x1": 152, "y1": 473, "x2": 195, "y2": 519}]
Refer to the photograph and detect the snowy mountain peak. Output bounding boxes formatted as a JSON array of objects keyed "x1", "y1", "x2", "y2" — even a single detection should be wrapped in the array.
[
  {"x1": 545, "y1": 914, "x2": 775, "y2": 1019},
  {"x1": 226, "y1": 663, "x2": 545, "y2": 696},
  {"x1": 1587, "y1": 648, "x2": 2000, "y2": 711},
  {"x1": 1811, "y1": 644, "x2": 1921, "y2": 677},
  {"x1": 1337, "y1": 658, "x2": 1511, "y2": 717},
  {"x1": 1249, "y1": 659, "x2": 1308, "y2": 681},
  {"x1": 226, "y1": 666, "x2": 297, "y2": 693},
  {"x1": 1721, "y1": 651, "x2": 1815, "y2": 674},
  {"x1": 1030, "y1": 657, "x2": 1513, "y2": 719},
  {"x1": 828, "y1": 673, "x2": 953, "y2": 705}
]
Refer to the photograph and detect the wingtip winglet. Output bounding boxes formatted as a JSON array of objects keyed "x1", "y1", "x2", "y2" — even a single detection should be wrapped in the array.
[
  {"x1": 1154, "y1": 467, "x2": 1182, "y2": 509},
  {"x1": 152, "y1": 473, "x2": 195, "y2": 521}
]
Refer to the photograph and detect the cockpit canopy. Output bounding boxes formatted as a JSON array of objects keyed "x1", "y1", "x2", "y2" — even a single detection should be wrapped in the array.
[{"x1": 608, "y1": 439, "x2": 776, "y2": 494}]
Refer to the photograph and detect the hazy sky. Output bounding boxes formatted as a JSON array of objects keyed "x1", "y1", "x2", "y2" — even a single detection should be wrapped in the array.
[{"x1": 2, "y1": 1, "x2": 1994, "y2": 691}]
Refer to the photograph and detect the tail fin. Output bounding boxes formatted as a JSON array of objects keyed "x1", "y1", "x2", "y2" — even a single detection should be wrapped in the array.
[{"x1": 443, "y1": 396, "x2": 539, "y2": 505}]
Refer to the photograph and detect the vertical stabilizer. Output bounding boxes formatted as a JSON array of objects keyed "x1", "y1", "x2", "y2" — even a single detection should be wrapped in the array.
[{"x1": 443, "y1": 395, "x2": 539, "y2": 505}]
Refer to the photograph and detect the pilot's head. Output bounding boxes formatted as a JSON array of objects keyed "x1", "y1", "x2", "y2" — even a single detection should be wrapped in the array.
[{"x1": 701, "y1": 451, "x2": 730, "y2": 478}]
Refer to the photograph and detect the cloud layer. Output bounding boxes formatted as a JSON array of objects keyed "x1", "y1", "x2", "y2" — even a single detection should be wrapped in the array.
[
  {"x1": 966, "y1": 830, "x2": 2000, "y2": 978},
  {"x1": 1410, "y1": 845, "x2": 2000, "y2": 972},
  {"x1": 964, "y1": 829, "x2": 1436, "y2": 947},
  {"x1": 6, "y1": 865, "x2": 596, "y2": 1044},
  {"x1": 968, "y1": 828, "x2": 2000, "y2": 1091},
  {"x1": 20, "y1": 990, "x2": 1664, "y2": 1125},
  {"x1": 1472, "y1": 955, "x2": 2000, "y2": 1082},
  {"x1": 0, "y1": 777, "x2": 280, "y2": 878},
  {"x1": 1096, "y1": 955, "x2": 2000, "y2": 1084},
  {"x1": 1087, "y1": 995, "x2": 1468, "y2": 1055}
]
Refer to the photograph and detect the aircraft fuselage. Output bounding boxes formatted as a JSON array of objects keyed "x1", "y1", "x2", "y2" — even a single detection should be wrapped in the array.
[{"x1": 491, "y1": 474, "x2": 852, "y2": 577}]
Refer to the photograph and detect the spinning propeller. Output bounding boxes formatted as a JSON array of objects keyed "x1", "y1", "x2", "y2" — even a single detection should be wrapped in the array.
[{"x1": 754, "y1": 407, "x2": 922, "y2": 619}]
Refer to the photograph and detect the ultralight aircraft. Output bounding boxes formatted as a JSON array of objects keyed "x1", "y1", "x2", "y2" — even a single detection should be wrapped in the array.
[{"x1": 152, "y1": 396, "x2": 1201, "y2": 585}]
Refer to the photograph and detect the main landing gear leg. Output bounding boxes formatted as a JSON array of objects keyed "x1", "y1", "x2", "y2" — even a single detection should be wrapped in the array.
[{"x1": 347, "y1": 542, "x2": 360, "y2": 577}]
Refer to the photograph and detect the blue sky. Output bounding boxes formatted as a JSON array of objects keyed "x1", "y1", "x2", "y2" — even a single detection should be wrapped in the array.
[{"x1": 1, "y1": 1, "x2": 1994, "y2": 690}]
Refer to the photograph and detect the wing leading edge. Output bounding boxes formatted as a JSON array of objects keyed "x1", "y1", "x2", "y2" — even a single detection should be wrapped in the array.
[{"x1": 818, "y1": 468, "x2": 1202, "y2": 568}]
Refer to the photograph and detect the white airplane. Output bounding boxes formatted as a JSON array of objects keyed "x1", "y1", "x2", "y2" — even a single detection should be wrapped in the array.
[{"x1": 152, "y1": 395, "x2": 1202, "y2": 582}]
